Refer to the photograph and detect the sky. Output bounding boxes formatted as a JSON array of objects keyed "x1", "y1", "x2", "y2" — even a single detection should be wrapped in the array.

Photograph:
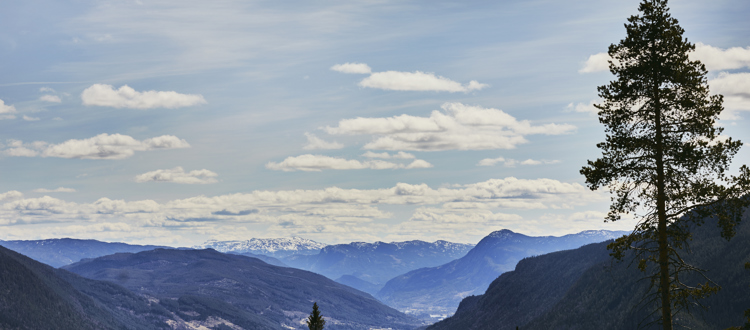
[{"x1": 1, "y1": 0, "x2": 749, "y2": 247}]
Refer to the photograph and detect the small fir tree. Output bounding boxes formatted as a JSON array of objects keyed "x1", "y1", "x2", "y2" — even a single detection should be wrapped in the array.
[{"x1": 307, "y1": 302, "x2": 325, "y2": 330}]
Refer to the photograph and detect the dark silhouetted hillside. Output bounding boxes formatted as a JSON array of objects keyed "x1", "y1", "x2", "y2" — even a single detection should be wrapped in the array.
[{"x1": 0, "y1": 245, "x2": 172, "y2": 330}]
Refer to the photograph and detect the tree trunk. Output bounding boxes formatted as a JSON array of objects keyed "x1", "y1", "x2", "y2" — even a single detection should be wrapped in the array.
[{"x1": 653, "y1": 58, "x2": 673, "y2": 330}]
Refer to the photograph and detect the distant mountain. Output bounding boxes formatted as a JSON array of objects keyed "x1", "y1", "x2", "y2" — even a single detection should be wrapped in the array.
[
  {"x1": 194, "y1": 237, "x2": 326, "y2": 258},
  {"x1": 429, "y1": 214, "x2": 750, "y2": 330},
  {"x1": 376, "y1": 229, "x2": 627, "y2": 318},
  {"x1": 65, "y1": 248, "x2": 424, "y2": 330},
  {"x1": 232, "y1": 251, "x2": 288, "y2": 267},
  {"x1": 0, "y1": 244, "x2": 175, "y2": 329},
  {"x1": 282, "y1": 240, "x2": 474, "y2": 294},
  {"x1": 0, "y1": 238, "x2": 167, "y2": 268}
]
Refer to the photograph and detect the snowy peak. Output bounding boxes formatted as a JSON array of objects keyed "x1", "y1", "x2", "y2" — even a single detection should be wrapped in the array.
[{"x1": 194, "y1": 237, "x2": 326, "y2": 257}]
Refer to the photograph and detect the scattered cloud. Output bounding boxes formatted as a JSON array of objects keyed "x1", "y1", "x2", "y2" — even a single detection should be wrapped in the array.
[
  {"x1": 581, "y1": 43, "x2": 750, "y2": 73},
  {"x1": 359, "y1": 70, "x2": 487, "y2": 92},
  {"x1": 691, "y1": 42, "x2": 750, "y2": 71},
  {"x1": 81, "y1": 84, "x2": 207, "y2": 109},
  {"x1": 361, "y1": 151, "x2": 415, "y2": 159},
  {"x1": 266, "y1": 154, "x2": 432, "y2": 171},
  {"x1": 135, "y1": 167, "x2": 218, "y2": 184},
  {"x1": 708, "y1": 72, "x2": 750, "y2": 118},
  {"x1": 325, "y1": 102, "x2": 575, "y2": 151},
  {"x1": 2, "y1": 134, "x2": 190, "y2": 160},
  {"x1": 579, "y1": 52, "x2": 611, "y2": 73},
  {"x1": 0, "y1": 99, "x2": 17, "y2": 120},
  {"x1": 39, "y1": 95, "x2": 62, "y2": 103},
  {"x1": 330, "y1": 62, "x2": 372, "y2": 74},
  {"x1": 331, "y1": 63, "x2": 487, "y2": 92},
  {"x1": 33, "y1": 187, "x2": 77, "y2": 193},
  {"x1": 477, "y1": 157, "x2": 560, "y2": 167},
  {"x1": 39, "y1": 87, "x2": 55, "y2": 93},
  {"x1": 565, "y1": 100, "x2": 599, "y2": 115},
  {"x1": 303, "y1": 133, "x2": 344, "y2": 150},
  {"x1": 0, "y1": 191, "x2": 23, "y2": 202},
  {"x1": 22, "y1": 115, "x2": 40, "y2": 121}
]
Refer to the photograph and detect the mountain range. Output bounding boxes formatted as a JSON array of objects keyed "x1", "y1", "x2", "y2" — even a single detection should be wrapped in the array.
[
  {"x1": 376, "y1": 229, "x2": 628, "y2": 318},
  {"x1": 282, "y1": 240, "x2": 474, "y2": 295},
  {"x1": 429, "y1": 213, "x2": 750, "y2": 329},
  {"x1": 0, "y1": 238, "x2": 168, "y2": 268}
]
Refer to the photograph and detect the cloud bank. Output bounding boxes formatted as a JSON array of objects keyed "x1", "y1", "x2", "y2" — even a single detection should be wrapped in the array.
[
  {"x1": 325, "y1": 102, "x2": 575, "y2": 151},
  {"x1": 0, "y1": 177, "x2": 605, "y2": 243},
  {"x1": 2, "y1": 134, "x2": 190, "y2": 159},
  {"x1": 135, "y1": 167, "x2": 218, "y2": 184},
  {"x1": 81, "y1": 84, "x2": 207, "y2": 109}
]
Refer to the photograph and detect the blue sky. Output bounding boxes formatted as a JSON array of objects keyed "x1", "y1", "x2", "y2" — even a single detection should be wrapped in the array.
[{"x1": 1, "y1": 0, "x2": 749, "y2": 246}]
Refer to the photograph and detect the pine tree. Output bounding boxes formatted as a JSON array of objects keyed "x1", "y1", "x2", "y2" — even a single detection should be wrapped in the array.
[
  {"x1": 580, "y1": 0, "x2": 750, "y2": 329},
  {"x1": 306, "y1": 302, "x2": 325, "y2": 330}
]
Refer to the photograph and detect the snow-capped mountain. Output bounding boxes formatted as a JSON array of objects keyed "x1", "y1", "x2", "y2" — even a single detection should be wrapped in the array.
[{"x1": 194, "y1": 237, "x2": 327, "y2": 258}]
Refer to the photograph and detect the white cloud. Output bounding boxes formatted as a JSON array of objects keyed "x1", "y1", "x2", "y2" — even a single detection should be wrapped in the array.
[
  {"x1": 361, "y1": 151, "x2": 415, "y2": 159},
  {"x1": 266, "y1": 154, "x2": 432, "y2": 171},
  {"x1": 691, "y1": 42, "x2": 750, "y2": 71},
  {"x1": 565, "y1": 100, "x2": 599, "y2": 115},
  {"x1": 135, "y1": 167, "x2": 218, "y2": 184},
  {"x1": 39, "y1": 87, "x2": 55, "y2": 93},
  {"x1": 404, "y1": 159, "x2": 433, "y2": 169},
  {"x1": 22, "y1": 115, "x2": 40, "y2": 121},
  {"x1": 326, "y1": 102, "x2": 575, "y2": 151},
  {"x1": 708, "y1": 72, "x2": 750, "y2": 116},
  {"x1": 81, "y1": 84, "x2": 207, "y2": 109},
  {"x1": 579, "y1": 52, "x2": 611, "y2": 73},
  {"x1": 581, "y1": 43, "x2": 750, "y2": 73},
  {"x1": 2, "y1": 134, "x2": 190, "y2": 160},
  {"x1": 0, "y1": 99, "x2": 17, "y2": 120},
  {"x1": 709, "y1": 72, "x2": 750, "y2": 96},
  {"x1": 303, "y1": 133, "x2": 344, "y2": 150},
  {"x1": 0, "y1": 191, "x2": 23, "y2": 202},
  {"x1": 39, "y1": 95, "x2": 62, "y2": 103},
  {"x1": 33, "y1": 187, "x2": 77, "y2": 193},
  {"x1": 359, "y1": 70, "x2": 488, "y2": 92},
  {"x1": 477, "y1": 157, "x2": 506, "y2": 166},
  {"x1": 477, "y1": 157, "x2": 560, "y2": 167},
  {"x1": 330, "y1": 62, "x2": 372, "y2": 74}
]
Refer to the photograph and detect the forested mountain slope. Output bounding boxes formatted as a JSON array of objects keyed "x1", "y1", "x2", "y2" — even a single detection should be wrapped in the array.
[
  {"x1": 65, "y1": 248, "x2": 424, "y2": 330},
  {"x1": 377, "y1": 229, "x2": 626, "y2": 317},
  {"x1": 429, "y1": 212, "x2": 750, "y2": 330}
]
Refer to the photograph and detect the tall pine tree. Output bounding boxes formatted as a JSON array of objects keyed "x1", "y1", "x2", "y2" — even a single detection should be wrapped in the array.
[
  {"x1": 580, "y1": 0, "x2": 750, "y2": 329},
  {"x1": 306, "y1": 302, "x2": 325, "y2": 330}
]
